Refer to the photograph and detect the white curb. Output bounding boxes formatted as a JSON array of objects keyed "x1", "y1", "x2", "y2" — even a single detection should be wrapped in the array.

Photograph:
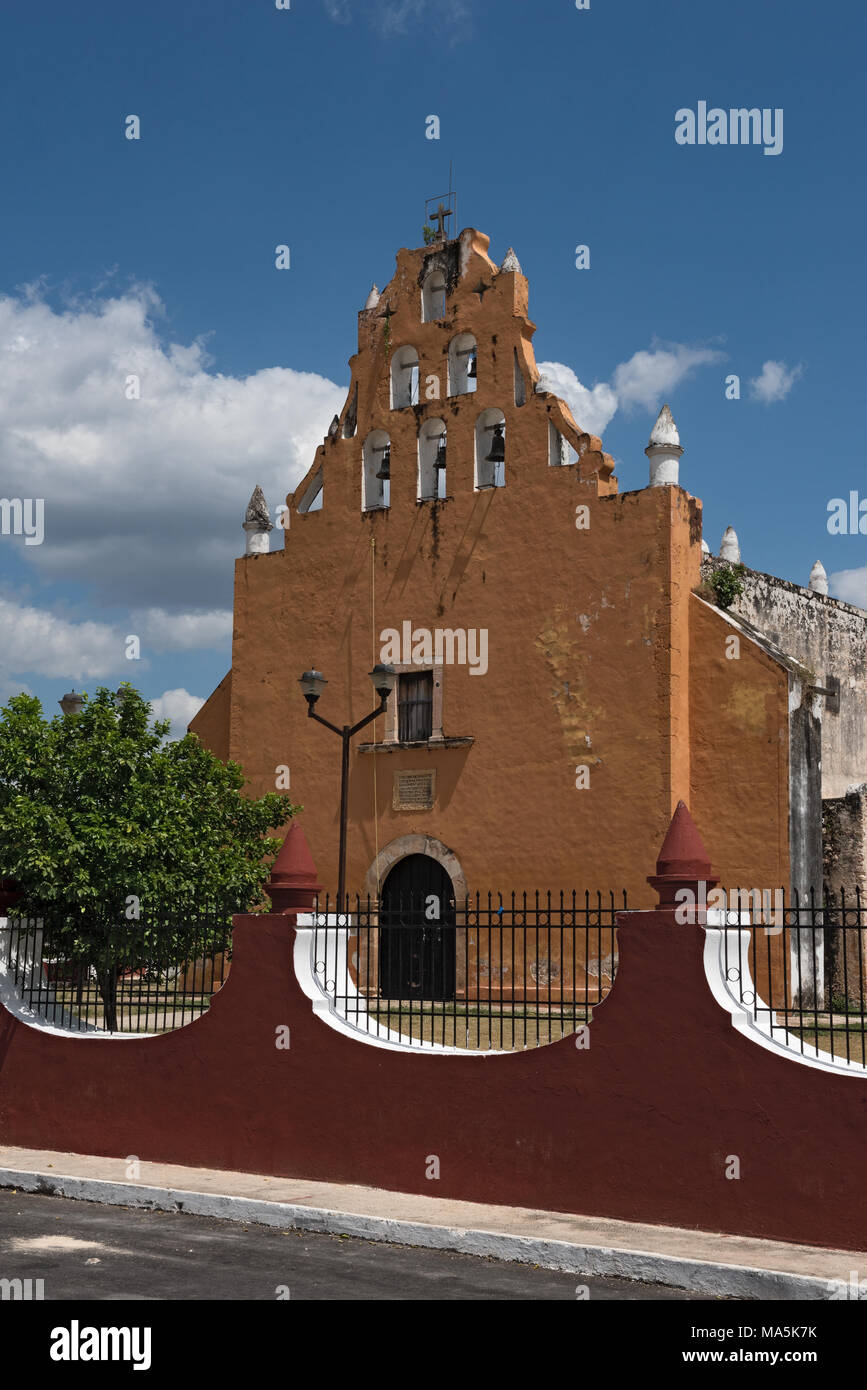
[{"x1": 0, "y1": 1166, "x2": 836, "y2": 1299}]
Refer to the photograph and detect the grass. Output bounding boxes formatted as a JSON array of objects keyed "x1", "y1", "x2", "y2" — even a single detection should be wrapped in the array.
[
  {"x1": 361, "y1": 1002, "x2": 595, "y2": 1050},
  {"x1": 786, "y1": 1026, "x2": 867, "y2": 1066},
  {"x1": 33, "y1": 987, "x2": 215, "y2": 1034}
]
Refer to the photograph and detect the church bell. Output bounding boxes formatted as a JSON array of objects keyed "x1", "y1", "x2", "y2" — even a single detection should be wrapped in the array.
[
  {"x1": 375, "y1": 443, "x2": 391, "y2": 481},
  {"x1": 485, "y1": 424, "x2": 505, "y2": 464},
  {"x1": 434, "y1": 435, "x2": 447, "y2": 469}
]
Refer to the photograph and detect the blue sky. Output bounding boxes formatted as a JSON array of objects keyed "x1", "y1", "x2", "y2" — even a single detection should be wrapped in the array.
[{"x1": 0, "y1": 0, "x2": 864, "y2": 732}]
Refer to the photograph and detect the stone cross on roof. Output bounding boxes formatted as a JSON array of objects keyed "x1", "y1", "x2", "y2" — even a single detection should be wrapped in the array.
[{"x1": 428, "y1": 202, "x2": 453, "y2": 240}]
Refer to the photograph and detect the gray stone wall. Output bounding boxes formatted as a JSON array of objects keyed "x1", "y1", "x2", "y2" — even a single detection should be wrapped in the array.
[
  {"x1": 822, "y1": 787, "x2": 867, "y2": 1008},
  {"x1": 702, "y1": 557, "x2": 867, "y2": 799},
  {"x1": 823, "y1": 786, "x2": 867, "y2": 895},
  {"x1": 788, "y1": 676, "x2": 824, "y2": 902}
]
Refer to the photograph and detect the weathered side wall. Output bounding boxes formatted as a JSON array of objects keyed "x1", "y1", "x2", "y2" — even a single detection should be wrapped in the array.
[
  {"x1": 189, "y1": 671, "x2": 232, "y2": 763},
  {"x1": 703, "y1": 557, "x2": 867, "y2": 799},
  {"x1": 2, "y1": 903, "x2": 866, "y2": 1252},
  {"x1": 788, "y1": 687, "x2": 824, "y2": 900},
  {"x1": 688, "y1": 595, "x2": 791, "y2": 890}
]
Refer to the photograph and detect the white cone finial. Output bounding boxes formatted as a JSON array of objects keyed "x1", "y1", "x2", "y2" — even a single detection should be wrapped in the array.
[
  {"x1": 809, "y1": 560, "x2": 828, "y2": 595},
  {"x1": 364, "y1": 284, "x2": 381, "y2": 309},
  {"x1": 243, "y1": 485, "x2": 273, "y2": 556},
  {"x1": 719, "y1": 526, "x2": 741, "y2": 563},
  {"x1": 499, "y1": 247, "x2": 522, "y2": 274},
  {"x1": 645, "y1": 404, "x2": 684, "y2": 486}
]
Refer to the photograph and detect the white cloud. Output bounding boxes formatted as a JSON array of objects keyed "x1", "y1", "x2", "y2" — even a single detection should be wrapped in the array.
[
  {"x1": 0, "y1": 596, "x2": 232, "y2": 683},
  {"x1": 537, "y1": 341, "x2": 723, "y2": 437},
  {"x1": 151, "y1": 688, "x2": 205, "y2": 741},
  {"x1": 0, "y1": 286, "x2": 345, "y2": 608},
  {"x1": 325, "y1": 0, "x2": 470, "y2": 35},
  {"x1": 535, "y1": 362, "x2": 618, "y2": 437},
  {"x1": 0, "y1": 678, "x2": 33, "y2": 704},
  {"x1": 749, "y1": 359, "x2": 804, "y2": 404},
  {"x1": 0, "y1": 597, "x2": 122, "y2": 680},
  {"x1": 612, "y1": 344, "x2": 725, "y2": 411},
  {"x1": 828, "y1": 567, "x2": 867, "y2": 611},
  {"x1": 136, "y1": 608, "x2": 233, "y2": 651}
]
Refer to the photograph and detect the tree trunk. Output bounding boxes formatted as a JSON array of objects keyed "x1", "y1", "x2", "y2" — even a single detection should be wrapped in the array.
[{"x1": 98, "y1": 964, "x2": 120, "y2": 1031}]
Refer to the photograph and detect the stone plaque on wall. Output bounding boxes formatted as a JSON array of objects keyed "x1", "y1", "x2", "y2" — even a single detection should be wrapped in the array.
[{"x1": 393, "y1": 769, "x2": 436, "y2": 811}]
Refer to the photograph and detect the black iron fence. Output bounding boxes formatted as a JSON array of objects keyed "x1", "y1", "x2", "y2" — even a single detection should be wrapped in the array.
[
  {"x1": 718, "y1": 887, "x2": 867, "y2": 1068},
  {"x1": 310, "y1": 891, "x2": 627, "y2": 1050},
  {"x1": 5, "y1": 885, "x2": 866, "y2": 1063},
  {"x1": 0, "y1": 905, "x2": 237, "y2": 1034},
  {"x1": 308, "y1": 886, "x2": 867, "y2": 1064}
]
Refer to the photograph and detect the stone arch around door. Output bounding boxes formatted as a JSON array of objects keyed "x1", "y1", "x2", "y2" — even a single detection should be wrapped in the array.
[{"x1": 365, "y1": 835, "x2": 467, "y2": 904}]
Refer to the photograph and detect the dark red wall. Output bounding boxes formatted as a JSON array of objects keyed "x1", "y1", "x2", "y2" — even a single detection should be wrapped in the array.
[{"x1": 2, "y1": 909, "x2": 865, "y2": 1251}]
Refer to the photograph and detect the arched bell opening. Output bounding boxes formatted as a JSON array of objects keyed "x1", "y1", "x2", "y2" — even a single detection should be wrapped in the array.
[{"x1": 475, "y1": 408, "x2": 506, "y2": 490}]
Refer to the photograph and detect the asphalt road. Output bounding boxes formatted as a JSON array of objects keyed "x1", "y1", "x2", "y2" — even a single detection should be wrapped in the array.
[{"x1": 0, "y1": 1190, "x2": 726, "y2": 1301}]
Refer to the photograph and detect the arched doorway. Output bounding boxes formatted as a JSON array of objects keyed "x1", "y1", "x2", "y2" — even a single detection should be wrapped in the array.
[{"x1": 379, "y1": 854, "x2": 456, "y2": 1001}]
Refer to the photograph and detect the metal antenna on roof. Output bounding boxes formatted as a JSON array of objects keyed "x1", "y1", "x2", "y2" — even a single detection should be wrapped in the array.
[{"x1": 424, "y1": 163, "x2": 457, "y2": 245}]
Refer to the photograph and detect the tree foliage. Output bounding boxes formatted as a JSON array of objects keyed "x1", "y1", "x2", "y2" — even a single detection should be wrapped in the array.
[
  {"x1": 0, "y1": 687, "x2": 297, "y2": 1027},
  {"x1": 709, "y1": 562, "x2": 746, "y2": 611}
]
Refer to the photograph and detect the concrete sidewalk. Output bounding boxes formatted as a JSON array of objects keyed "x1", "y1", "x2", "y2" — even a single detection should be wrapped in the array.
[{"x1": 0, "y1": 1145, "x2": 860, "y2": 1300}]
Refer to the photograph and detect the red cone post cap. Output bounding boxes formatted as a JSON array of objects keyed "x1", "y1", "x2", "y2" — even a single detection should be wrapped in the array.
[
  {"x1": 265, "y1": 822, "x2": 323, "y2": 914},
  {"x1": 647, "y1": 801, "x2": 718, "y2": 912}
]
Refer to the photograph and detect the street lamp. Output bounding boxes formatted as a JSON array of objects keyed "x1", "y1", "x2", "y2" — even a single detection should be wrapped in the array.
[
  {"x1": 299, "y1": 664, "x2": 396, "y2": 906},
  {"x1": 58, "y1": 690, "x2": 85, "y2": 716}
]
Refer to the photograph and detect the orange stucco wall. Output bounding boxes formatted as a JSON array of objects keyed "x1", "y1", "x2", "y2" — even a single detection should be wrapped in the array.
[
  {"x1": 190, "y1": 671, "x2": 232, "y2": 764},
  {"x1": 190, "y1": 228, "x2": 791, "y2": 902},
  {"x1": 689, "y1": 595, "x2": 790, "y2": 888}
]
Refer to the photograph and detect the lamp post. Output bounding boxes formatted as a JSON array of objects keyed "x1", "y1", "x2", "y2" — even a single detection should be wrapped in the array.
[{"x1": 299, "y1": 664, "x2": 396, "y2": 907}]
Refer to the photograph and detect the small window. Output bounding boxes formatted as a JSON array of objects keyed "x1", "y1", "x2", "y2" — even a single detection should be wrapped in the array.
[
  {"x1": 422, "y1": 270, "x2": 447, "y2": 322},
  {"x1": 418, "y1": 420, "x2": 446, "y2": 501},
  {"x1": 343, "y1": 385, "x2": 358, "y2": 438},
  {"x1": 448, "y1": 334, "x2": 478, "y2": 396},
  {"x1": 398, "y1": 672, "x2": 433, "y2": 742},
  {"x1": 475, "y1": 408, "x2": 506, "y2": 489},
  {"x1": 514, "y1": 349, "x2": 526, "y2": 407},
  {"x1": 297, "y1": 470, "x2": 323, "y2": 513},
  {"x1": 548, "y1": 422, "x2": 566, "y2": 467},
  {"x1": 362, "y1": 430, "x2": 390, "y2": 511},
  {"x1": 391, "y1": 346, "x2": 419, "y2": 409}
]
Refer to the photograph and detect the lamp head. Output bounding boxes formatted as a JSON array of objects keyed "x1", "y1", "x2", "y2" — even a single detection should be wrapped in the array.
[
  {"x1": 369, "y1": 663, "x2": 396, "y2": 702},
  {"x1": 59, "y1": 690, "x2": 85, "y2": 717},
  {"x1": 299, "y1": 670, "x2": 327, "y2": 707}
]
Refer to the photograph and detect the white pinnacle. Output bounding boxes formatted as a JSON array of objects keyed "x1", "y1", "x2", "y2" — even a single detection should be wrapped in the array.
[
  {"x1": 645, "y1": 403, "x2": 683, "y2": 487},
  {"x1": 719, "y1": 526, "x2": 741, "y2": 563},
  {"x1": 243, "y1": 485, "x2": 273, "y2": 556},
  {"x1": 809, "y1": 560, "x2": 828, "y2": 595},
  {"x1": 701, "y1": 539, "x2": 710, "y2": 555},
  {"x1": 364, "y1": 284, "x2": 381, "y2": 309},
  {"x1": 499, "y1": 247, "x2": 522, "y2": 274},
  {"x1": 648, "y1": 403, "x2": 681, "y2": 448}
]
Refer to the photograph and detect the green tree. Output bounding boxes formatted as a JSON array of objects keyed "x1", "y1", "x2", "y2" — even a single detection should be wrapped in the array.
[{"x1": 0, "y1": 687, "x2": 297, "y2": 1029}]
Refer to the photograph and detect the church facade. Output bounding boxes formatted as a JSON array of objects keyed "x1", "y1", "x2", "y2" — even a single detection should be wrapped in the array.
[{"x1": 191, "y1": 225, "x2": 842, "y2": 909}]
